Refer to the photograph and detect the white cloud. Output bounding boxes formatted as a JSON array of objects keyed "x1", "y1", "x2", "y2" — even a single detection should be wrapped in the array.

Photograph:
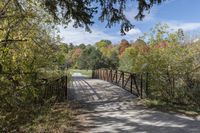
[
  {"x1": 58, "y1": 25, "x2": 118, "y2": 44},
  {"x1": 118, "y1": 28, "x2": 143, "y2": 42},
  {"x1": 166, "y1": 22, "x2": 200, "y2": 31},
  {"x1": 58, "y1": 23, "x2": 143, "y2": 44},
  {"x1": 126, "y1": 28, "x2": 142, "y2": 35}
]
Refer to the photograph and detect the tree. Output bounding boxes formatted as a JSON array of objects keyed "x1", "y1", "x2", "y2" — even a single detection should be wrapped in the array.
[
  {"x1": 69, "y1": 43, "x2": 75, "y2": 50},
  {"x1": 145, "y1": 23, "x2": 182, "y2": 46},
  {"x1": 78, "y1": 46, "x2": 102, "y2": 69},
  {"x1": 37, "y1": 0, "x2": 164, "y2": 34},
  {"x1": 108, "y1": 51, "x2": 119, "y2": 69},
  {"x1": 119, "y1": 39, "x2": 130, "y2": 55},
  {"x1": 95, "y1": 40, "x2": 112, "y2": 49},
  {"x1": 59, "y1": 43, "x2": 69, "y2": 53},
  {"x1": 119, "y1": 24, "x2": 200, "y2": 106},
  {"x1": 79, "y1": 43, "x2": 86, "y2": 49},
  {"x1": 132, "y1": 39, "x2": 149, "y2": 52}
]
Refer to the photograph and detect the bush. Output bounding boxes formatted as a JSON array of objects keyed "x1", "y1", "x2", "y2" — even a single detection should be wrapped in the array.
[{"x1": 119, "y1": 24, "x2": 200, "y2": 107}]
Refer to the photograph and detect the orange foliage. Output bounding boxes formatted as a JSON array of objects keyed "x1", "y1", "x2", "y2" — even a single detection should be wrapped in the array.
[
  {"x1": 131, "y1": 39, "x2": 149, "y2": 53},
  {"x1": 72, "y1": 48, "x2": 82, "y2": 59},
  {"x1": 154, "y1": 41, "x2": 168, "y2": 49},
  {"x1": 119, "y1": 39, "x2": 130, "y2": 55}
]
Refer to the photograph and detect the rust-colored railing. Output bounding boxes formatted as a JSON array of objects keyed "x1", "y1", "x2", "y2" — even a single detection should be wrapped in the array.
[
  {"x1": 0, "y1": 72, "x2": 69, "y2": 102},
  {"x1": 44, "y1": 76, "x2": 69, "y2": 101},
  {"x1": 92, "y1": 69, "x2": 149, "y2": 98}
]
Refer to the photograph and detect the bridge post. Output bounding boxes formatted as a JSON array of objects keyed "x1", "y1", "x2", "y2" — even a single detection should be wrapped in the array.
[
  {"x1": 98, "y1": 69, "x2": 99, "y2": 79},
  {"x1": 99, "y1": 69, "x2": 102, "y2": 79},
  {"x1": 122, "y1": 71, "x2": 124, "y2": 88},
  {"x1": 146, "y1": 72, "x2": 149, "y2": 98},
  {"x1": 102, "y1": 69, "x2": 104, "y2": 80},
  {"x1": 104, "y1": 69, "x2": 106, "y2": 81},
  {"x1": 140, "y1": 74, "x2": 143, "y2": 99},
  {"x1": 130, "y1": 74, "x2": 133, "y2": 93},
  {"x1": 106, "y1": 69, "x2": 108, "y2": 81},
  {"x1": 116, "y1": 70, "x2": 118, "y2": 84},
  {"x1": 65, "y1": 76, "x2": 68, "y2": 100},
  {"x1": 92, "y1": 69, "x2": 95, "y2": 78},
  {"x1": 110, "y1": 69, "x2": 112, "y2": 82}
]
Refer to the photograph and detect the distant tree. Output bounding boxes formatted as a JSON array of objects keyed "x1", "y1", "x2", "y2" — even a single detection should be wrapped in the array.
[
  {"x1": 69, "y1": 43, "x2": 75, "y2": 50},
  {"x1": 132, "y1": 39, "x2": 149, "y2": 52},
  {"x1": 78, "y1": 46, "x2": 102, "y2": 69},
  {"x1": 59, "y1": 43, "x2": 69, "y2": 53},
  {"x1": 108, "y1": 51, "x2": 119, "y2": 69},
  {"x1": 119, "y1": 39, "x2": 130, "y2": 55},
  {"x1": 145, "y1": 23, "x2": 181, "y2": 46},
  {"x1": 79, "y1": 44, "x2": 86, "y2": 49},
  {"x1": 133, "y1": 39, "x2": 146, "y2": 46},
  {"x1": 95, "y1": 40, "x2": 112, "y2": 49},
  {"x1": 72, "y1": 48, "x2": 82, "y2": 59}
]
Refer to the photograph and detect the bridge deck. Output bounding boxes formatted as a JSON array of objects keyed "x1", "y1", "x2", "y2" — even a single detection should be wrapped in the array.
[{"x1": 69, "y1": 75, "x2": 200, "y2": 133}]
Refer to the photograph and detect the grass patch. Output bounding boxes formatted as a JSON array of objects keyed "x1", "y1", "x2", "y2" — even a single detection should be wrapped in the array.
[
  {"x1": 139, "y1": 99, "x2": 200, "y2": 117},
  {"x1": 69, "y1": 69, "x2": 92, "y2": 77},
  {"x1": 0, "y1": 102, "x2": 75, "y2": 133}
]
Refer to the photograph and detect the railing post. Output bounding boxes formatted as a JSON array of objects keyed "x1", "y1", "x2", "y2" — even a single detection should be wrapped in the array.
[
  {"x1": 99, "y1": 69, "x2": 100, "y2": 79},
  {"x1": 92, "y1": 70, "x2": 94, "y2": 78},
  {"x1": 130, "y1": 74, "x2": 133, "y2": 93},
  {"x1": 116, "y1": 70, "x2": 118, "y2": 84},
  {"x1": 103, "y1": 69, "x2": 104, "y2": 80},
  {"x1": 105, "y1": 69, "x2": 107, "y2": 81},
  {"x1": 140, "y1": 74, "x2": 143, "y2": 99},
  {"x1": 133, "y1": 74, "x2": 139, "y2": 97},
  {"x1": 97, "y1": 70, "x2": 98, "y2": 78},
  {"x1": 122, "y1": 71, "x2": 124, "y2": 88},
  {"x1": 101, "y1": 69, "x2": 102, "y2": 79},
  {"x1": 146, "y1": 72, "x2": 149, "y2": 98},
  {"x1": 106, "y1": 69, "x2": 108, "y2": 81},
  {"x1": 110, "y1": 69, "x2": 112, "y2": 82},
  {"x1": 65, "y1": 76, "x2": 68, "y2": 100},
  {"x1": 97, "y1": 69, "x2": 99, "y2": 79}
]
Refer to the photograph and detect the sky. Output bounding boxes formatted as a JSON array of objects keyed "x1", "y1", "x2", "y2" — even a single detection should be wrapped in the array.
[{"x1": 58, "y1": 0, "x2": 200, "y2": 45}]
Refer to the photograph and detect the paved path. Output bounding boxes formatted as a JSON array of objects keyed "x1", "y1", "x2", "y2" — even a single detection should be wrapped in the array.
[{"x1": 69, "y1": 74, "x2": 200, "y2": 133}]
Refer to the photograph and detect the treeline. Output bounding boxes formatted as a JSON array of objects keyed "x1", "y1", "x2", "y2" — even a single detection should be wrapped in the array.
[
  {"x1": 66, "y1": 24, "x2": 200, "y2": 108},
  {"x1": 63, "y1": 39, "x2": 132, "y2": 70}
]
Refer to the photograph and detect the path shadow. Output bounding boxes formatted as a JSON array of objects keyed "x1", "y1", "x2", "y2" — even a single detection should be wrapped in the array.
[
  {"x1": 70, "y1": 76, "x2": 200, "y2": 133},
  {"x1": 78, "y1": 106, "x2": 200, "y2": 133}
]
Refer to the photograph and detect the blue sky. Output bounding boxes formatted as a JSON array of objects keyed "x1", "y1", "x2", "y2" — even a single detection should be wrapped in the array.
[{"x1": 59, "y1": 0, "x2": 200, "y2": 45}]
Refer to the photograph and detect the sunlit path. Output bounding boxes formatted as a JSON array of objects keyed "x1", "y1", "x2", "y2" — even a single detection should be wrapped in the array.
[{"x1": 69, "y1": 74, "x2": 200, "y2": 133}]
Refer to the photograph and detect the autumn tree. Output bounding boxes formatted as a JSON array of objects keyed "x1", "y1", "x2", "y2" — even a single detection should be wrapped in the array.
[
  {"x1": 119, "y1": 39, "x2": 130, "y2": 55},
  {"x1": 95, "y1": 40, "x2": 112, "y2": 50},
  {"x1": 79, "y1": 43, "x2": 86, "y2": 49},
  {"x1": 119, "y1": 24, "x2": 200, "y2": 107},
  {"x1": 78, "y1": 46, "x2": 102, "y2": 69}
]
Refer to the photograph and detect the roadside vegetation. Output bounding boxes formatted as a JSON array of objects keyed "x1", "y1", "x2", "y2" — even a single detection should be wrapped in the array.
[
  {"x1": 0, "y1": 1, "x2": 73, "y2": 132},
  {"x1": 138, "y1": 99, "x2": 200, "y2": 117}
]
